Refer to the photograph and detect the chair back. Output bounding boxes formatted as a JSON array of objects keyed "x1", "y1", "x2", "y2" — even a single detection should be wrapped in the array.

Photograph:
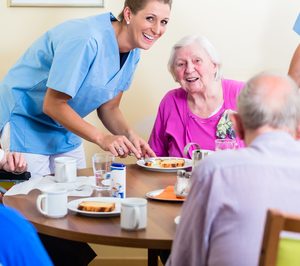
[{"x1": 259, "y1": 209, "x2": 300, "y2": 266}]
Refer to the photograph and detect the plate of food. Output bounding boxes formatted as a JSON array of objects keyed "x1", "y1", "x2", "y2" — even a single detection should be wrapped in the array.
[
  {"x1": 67, "y1": 197, "x2": 121, "y2": 217},
  {"x1": 137, "y1": 157, "x2": 193, "y2": 172},
  {"x1": 145, "y1": 189, "x2": 185, "y2": 202}
]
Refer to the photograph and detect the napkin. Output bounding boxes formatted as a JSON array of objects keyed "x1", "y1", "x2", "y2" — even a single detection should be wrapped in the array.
[
  {"x1": 153, "y1": 186, "x2": 185, "y2": 201},
  {"x1": 5, "y1": 175, "x2": 95, "y2": 197}
]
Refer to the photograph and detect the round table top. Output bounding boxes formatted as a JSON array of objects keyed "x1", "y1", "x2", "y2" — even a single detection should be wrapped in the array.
[{"x1": 3, "y1": 164, "x2": 183, "y2": 249}]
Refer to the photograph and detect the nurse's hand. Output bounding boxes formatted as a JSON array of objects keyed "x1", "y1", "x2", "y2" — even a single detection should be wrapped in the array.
[
  {"x1": 2, "y1": 152, "x2": 27, "y2": 173},
  {"x1": 100, "y1": 134, "x2": 143, "y2": 158},
  {"x1": 128, "y1": 132, "x2": 156, "y2": 158}
]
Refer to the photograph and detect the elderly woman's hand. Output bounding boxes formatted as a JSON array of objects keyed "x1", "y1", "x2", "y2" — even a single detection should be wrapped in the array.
[{"x1": 2, "y1": 152, "x2": 27, "y2": 173}]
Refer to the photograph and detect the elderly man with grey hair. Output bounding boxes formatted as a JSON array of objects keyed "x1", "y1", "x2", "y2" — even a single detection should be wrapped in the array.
[{"x1": 166, "y1": 72, "x2": 300, "y2": 266}]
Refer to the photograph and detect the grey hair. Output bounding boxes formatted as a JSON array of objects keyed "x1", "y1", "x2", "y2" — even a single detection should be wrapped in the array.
[
  {"x1": 238, "y1": 72, "x2": 300, "y2": 131},
  {"x1": 168, "y1": 35, "x2": 222, "y2": 81}
]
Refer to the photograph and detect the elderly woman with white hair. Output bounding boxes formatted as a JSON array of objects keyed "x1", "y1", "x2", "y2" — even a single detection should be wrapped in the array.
[{"x1": 148, "y1": 35, "x2": 245, "y2": 158}]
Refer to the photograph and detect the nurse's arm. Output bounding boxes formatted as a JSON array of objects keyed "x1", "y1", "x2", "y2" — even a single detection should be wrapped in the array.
[
  {"x1": 97, "y1": 92, "x2": 156, "y2": 158},
  {"x1": 43, "y1": 88, "x2": 140, "y2": 157},
  {"x1": 288, "y1": 44, "x2": 300, "y2": 87}
]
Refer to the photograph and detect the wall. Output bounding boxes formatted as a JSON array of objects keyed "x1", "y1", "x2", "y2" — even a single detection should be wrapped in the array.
[{"x1": 1, "y1": 0, "x2": 299, "y2": 264}]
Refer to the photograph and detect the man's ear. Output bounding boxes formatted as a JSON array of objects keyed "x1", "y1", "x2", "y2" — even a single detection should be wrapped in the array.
[
  {"x1": 230, "y1": 112, "x2": 245, "y2": 140},
  {"x1": 295, "y1": 124, "x2": 300, "y2": 140}
]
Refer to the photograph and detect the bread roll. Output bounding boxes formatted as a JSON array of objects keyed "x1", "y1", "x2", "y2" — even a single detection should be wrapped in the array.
[
  {"x1": 78, "y1": 201, "x2": 115, "y2": 212},
  {"x1": 160, "y1": 159, "x2": 185, "y2": 168},
  {"x1": 145, "y1": 159, "x2": 162, "y2": 167},
  {"x1": 144, "y1": 158, "x2": 185, "y2": 168}
]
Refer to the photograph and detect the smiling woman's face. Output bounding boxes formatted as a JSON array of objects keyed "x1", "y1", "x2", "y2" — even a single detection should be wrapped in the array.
[
  {"x1": 125, "y1": 1, "x2": 171, "y2": 50},
  {"x1": 173, "y1": 43, "x2": 217, "y2": 93}
]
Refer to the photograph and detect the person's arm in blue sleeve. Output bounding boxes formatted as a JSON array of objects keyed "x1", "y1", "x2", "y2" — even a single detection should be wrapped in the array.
[
  {"x1": 43, "y1": 88, "x2": 156, "y2": 159},
  {"x1": 97, "y1": 92, "x2": 156, "y2": 158}
]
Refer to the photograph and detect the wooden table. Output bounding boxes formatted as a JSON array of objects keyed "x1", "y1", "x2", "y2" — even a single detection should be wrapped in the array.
[{"x1": 3, "y1": 164, "x2": 183, "y2": 266}]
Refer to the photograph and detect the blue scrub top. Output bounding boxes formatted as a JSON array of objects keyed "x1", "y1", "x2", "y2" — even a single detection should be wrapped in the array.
[
  {"x1": 294, "y1": 13, "x2": 300, "y2": 34},
  {"x1": 0, "y1": 12, "x2": 140, "y2": 155}
]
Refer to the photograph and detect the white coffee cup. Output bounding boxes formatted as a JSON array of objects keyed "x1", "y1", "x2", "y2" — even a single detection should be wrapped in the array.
[
  {"x1": 36, "y1": 189, "x2": 68, "y2": 218},
  {"x1": 54, "y1": 157, "x2": 77, "y2": 183},
  {"x1": 121, "y1": 198, "x2": 147, "y2": 231}
]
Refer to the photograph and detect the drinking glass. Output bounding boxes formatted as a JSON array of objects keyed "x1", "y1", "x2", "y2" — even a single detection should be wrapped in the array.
[
  {"x1": 215, "y1": 139, "x2": 237, "y2": 151},
  {"x1": 92, "y1": 153, "x2": 114, "y2": 195}
]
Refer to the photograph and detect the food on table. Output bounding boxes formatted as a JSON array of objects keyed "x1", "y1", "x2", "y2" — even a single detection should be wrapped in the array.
[
  {"x1": 78, "y1": 201, "x2": 115, "y2": 212},
  {"x1": 145, "y1": 159, "x2": 162, "y2": 167},
  {"x1": 145, "y1": 158, "x2": 185, "y2": 168}
]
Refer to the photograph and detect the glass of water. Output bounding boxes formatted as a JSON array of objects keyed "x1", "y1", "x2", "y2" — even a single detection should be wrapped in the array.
[
  {"x1": 92, "y1": 153, "x2": 114, "y2": 195},
  {"x1": 215, "y1": 139, "x2": 237, "y2": 151}
]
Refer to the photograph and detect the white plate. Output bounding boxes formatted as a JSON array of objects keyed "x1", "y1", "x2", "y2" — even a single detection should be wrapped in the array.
[
  {"x1": 145, "y1": 189, "x2": 185, "y2": 202},
  {"x1": 137, "y1": 157, "x2": 193, "y2": 172},
  {"x1": 67, "y1": 197, "x2": 121, "y2": 217},
  {"x1": 174, "y1": 215, "x2": 181, "y2": 225}
]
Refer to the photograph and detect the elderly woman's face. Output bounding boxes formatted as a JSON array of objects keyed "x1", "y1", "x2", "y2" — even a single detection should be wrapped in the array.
[{"x1": 173, "y1": 43, "x2": 217, "y2": 93}]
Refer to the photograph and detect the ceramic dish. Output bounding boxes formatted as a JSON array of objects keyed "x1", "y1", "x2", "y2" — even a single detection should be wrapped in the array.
[
  {"x1": 145, "y1": 189, "x2": 185, "y2": 202},
  {"x1": 137, "y1": 157, "x2": 193, "y2": 172},
  {"x1": 67, "y1": 197, "x2": 121, "y2": 217}
]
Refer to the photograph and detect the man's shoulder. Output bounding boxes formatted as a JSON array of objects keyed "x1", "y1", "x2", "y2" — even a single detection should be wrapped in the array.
[
  {"x1": 198, "y1": 135, "x2": 300, "y2": 176},
  {"x1": 199, "y1": 148, "x2": 250, "y2": 171}
]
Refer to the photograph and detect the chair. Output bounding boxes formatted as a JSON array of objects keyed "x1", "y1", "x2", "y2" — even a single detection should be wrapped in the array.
[
  {"x1": 0, "y1": 170, "x2": 31, "y2": 203},
  {"x1": 259, "y1": 209, "x2": 300, "y2": 266}
]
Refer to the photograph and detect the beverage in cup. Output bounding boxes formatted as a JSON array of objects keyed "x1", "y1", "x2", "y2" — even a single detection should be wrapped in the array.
[
  {"x1": 54, "y1": 157, "x2": 77, "y2": 183},
  {"x1": 121, "y1": 198, "x2": 147, "y2": 231},
  {"x1": 92, "y1": 153, "x2": 114, "y2": 195},
  {"x1": 215, "y1": 139, "x2": 237, "y2": 151},
  {"x1": 36, "y1": 188, "x2": 68, "y2": 218}
]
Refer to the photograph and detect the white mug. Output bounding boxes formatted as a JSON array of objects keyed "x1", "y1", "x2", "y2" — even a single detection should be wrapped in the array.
[
  {"x1": 121, "y1": 198, "x2": 147, "y2": 231},
  {"x1": 54, "y1": 157, "x2": 77, "y2": 182},
  {"x1": 36, "y1": 189, "x2": 68, "y2": 218}
]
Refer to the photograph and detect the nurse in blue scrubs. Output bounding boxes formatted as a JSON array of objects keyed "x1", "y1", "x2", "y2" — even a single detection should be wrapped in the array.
[{"x1": 0, "y1": 0, "x2": 172, "y2": 178}]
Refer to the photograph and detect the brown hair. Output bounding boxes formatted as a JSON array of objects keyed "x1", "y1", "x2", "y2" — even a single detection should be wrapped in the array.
[{"x1": 118, "y1": 0, "x2": 172, "y2": 21}]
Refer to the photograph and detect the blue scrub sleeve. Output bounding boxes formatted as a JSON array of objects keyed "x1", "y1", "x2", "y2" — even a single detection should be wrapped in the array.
[
  {"x1": 294, "y1": 13, "x2": 300, "y2": 35},
  {"x1": 47, "y1": 37, "x2": 97, "y2": 98}
]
